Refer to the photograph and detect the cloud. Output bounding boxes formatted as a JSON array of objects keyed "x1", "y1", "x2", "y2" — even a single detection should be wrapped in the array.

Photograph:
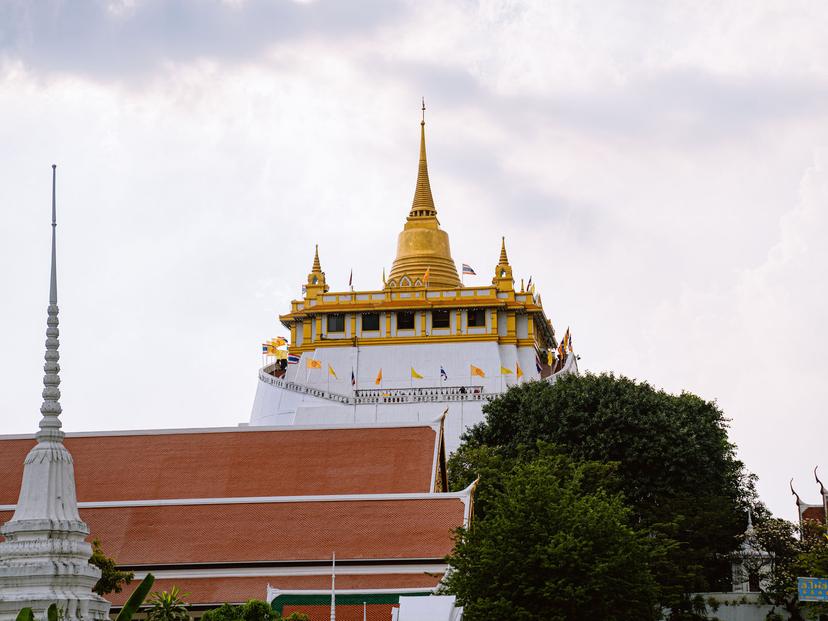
[
  {"x1": 0, "y1": 0, "x2": 405, "y2": 78},
  {"x1": 2, "y1": 0, "x2": 828, "y2": 522}
]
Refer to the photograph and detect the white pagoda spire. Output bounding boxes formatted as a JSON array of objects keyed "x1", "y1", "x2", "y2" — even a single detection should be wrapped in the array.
[{"x1": 0, "y1": 166, "x2": 111, "y2": 621}]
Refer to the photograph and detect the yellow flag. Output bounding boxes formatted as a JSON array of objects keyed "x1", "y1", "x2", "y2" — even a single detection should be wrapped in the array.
[
  {"x1": 375, "y1": 368, "x2": 383, "y2": 385},
  {"x1": 307, "y1": 359, "x2": 322, "y2": 369},
  {"x1": 273, "y1": 349, "x2": 288, "y2": 360},
  {"x1": 470, "y1": 365, "x2": 485, "y2": 378},
  {"x1": 516, "y1": 363, "x2": 524, "y2": 378},
  {"x1": 272, "y1": 337, "x2": 287, "y2": 347},
  {"x1": 328, "y1": 364, "x2": 337, "y2": 378},
  {"x1": 500, "y1": 366, "x2": 513, "y2": 375},
  {"x1": 411, "y1": 367, "x2": 424, "y2": 379}
]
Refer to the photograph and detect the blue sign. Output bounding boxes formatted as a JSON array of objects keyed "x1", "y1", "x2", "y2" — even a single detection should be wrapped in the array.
[{"x1": 798, "y1": 577, "x2": 828, "y2": 602}]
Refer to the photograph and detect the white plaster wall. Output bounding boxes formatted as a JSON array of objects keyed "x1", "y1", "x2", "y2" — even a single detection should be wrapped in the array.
[{"x1": 249, "y1": 341, "x2": 545, "y2": 452}]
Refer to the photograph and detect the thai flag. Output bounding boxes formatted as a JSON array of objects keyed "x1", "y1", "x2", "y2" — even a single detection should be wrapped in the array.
[
  {"x1": 287, "y1": 354, "x2": 300, "y2": 365},
  {"x1": 440, "y1": 366, "x2": 448, "y2": 381},
  {"x1": 351, "y1": 370, "x2": 356, "y2": 386},
  {"x1": 462, "y1": 263, "x2": 476, "y2": 276},
  {"x1": 262, "y1": 344, "x2": 269, "y2": 354}
]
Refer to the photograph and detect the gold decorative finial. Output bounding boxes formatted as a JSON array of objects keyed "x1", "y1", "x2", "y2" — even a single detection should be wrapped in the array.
[
  {"x1": 410, "y1": 105, "x2": 437, "y2": 218},
  {"x1": 387, "y1": 105, "x2": 461, "y2": 289},
  {"x1": 312, "y1": 244, "x2": 321, "y2": 272},
  {"x1": 499, "y1": 236, "x2": 509, "y2": 265}
]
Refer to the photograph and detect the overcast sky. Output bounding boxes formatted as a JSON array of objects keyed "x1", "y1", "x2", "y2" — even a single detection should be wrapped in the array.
[{"x1": 1, "y1": 0, "x2": 826, "y2": 520}]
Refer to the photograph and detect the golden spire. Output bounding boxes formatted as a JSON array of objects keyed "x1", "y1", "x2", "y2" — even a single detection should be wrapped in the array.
[
  {"x1": 492, "y1": 236, "x2": 514, "y2": 292},
  {"x1": 312, "y1": 244, "x2": 321, "y2": 272},
  {"x1": 305, "y1": 244, "x2": 328, "y2": 298},
  {"x1": 410, "y1": 98, "x2": 437, "y2": 218},
  {"x1": 387, "y1": 102, "x2": 461, "y2": 289}
]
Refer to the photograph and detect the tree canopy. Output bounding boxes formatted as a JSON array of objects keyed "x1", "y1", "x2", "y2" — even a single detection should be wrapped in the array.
[
  {"x1": 735, "y1": 517, "x2": 828, "y2": 621},
  {"x1": 448, "y1": 373, "x2": 759, "y2": 618},
  {"x1": 444, "y1": 446, "x2": 662, "y2": 620},
  {"x1": 89, "y1": 538, "x2": 134, "y2": 596}
]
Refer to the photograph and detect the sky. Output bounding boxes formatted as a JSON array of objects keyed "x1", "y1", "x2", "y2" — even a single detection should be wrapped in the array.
[{"x1": 1, "y1": 0, "x2": 826, "y2": 520}]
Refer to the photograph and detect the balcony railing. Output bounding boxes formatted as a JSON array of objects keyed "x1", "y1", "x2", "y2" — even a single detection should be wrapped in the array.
[{"x1": 258, "y1": 366, "x2": 492, "y2": 405}]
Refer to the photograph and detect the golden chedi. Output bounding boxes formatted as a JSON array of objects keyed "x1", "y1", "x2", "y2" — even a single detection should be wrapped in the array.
[{"x1": 387, "y1": 114, "x2": 461, "y2": 289}]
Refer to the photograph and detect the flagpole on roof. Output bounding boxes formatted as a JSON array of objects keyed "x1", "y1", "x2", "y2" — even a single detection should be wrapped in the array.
[{"x1": 330, "y1": 551, "x2": 336, "y2": 621}]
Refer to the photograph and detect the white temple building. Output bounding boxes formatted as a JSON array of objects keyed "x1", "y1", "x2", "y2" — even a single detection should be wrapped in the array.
[{"x1": 250, "y1": 112, "x2": 577, "y2": 452}]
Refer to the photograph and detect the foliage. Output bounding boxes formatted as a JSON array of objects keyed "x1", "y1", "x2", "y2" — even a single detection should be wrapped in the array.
[
  {"x1": 116, "y1": 573, "x2": 156, "y2": 621},
  {"x1": 15, "y1": 609, "x2": 34, "y2": 621},
  {"x1": 449, "y1": 373, "x2": 760, "y2": 618},
  {"x1": 444, "y1": 446, "x2": 662, "y2": 620},
  {"x1": 89, "y1": 538, "x2": 134, "y2": 595},
  {"x1": 202, "y1": 600, "x2": 306, "y2": 621},
  {"x1": 736, "y1": 517, "x2": 828, "y2": 621},
  {"x1": 46, "y1": 605, "x2": 58, "y2": 621},
  {"x1": 147, "y1": 586, "x2": 190, "y2": 621}
]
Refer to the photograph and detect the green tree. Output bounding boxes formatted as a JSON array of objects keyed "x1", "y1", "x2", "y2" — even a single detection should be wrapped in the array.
[
  {"x1": 451, "y1": 373, "x2": 759, "y2": 618},
  {"x1": 89, "y1": 538, "x2": 134, "y2": 595},
  {"x1": 737, "y1": 518, "x2": 828, "y2": 621},
  {"x1": 147, "y1": 586, "x2": 190, "y2": 621},
  {"x1": 202, "y1": 601, "x2": 306, "y2": 621},
  {"x1": 444, "y1": 446, "x2": 662, "y2": 620}
]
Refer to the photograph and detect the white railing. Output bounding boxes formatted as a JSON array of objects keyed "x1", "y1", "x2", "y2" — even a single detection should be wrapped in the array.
[
  {"x1": 258, "y1": 367, "x2": 493, "y2": 405},
  {"x1": 259, "y1": 354, "x2": 578, "y2": 406}
]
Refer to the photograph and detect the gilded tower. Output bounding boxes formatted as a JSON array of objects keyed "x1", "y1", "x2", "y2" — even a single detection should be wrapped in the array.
[{"x1": 387, "y1": 107, "x2": 461, "y2": 289}]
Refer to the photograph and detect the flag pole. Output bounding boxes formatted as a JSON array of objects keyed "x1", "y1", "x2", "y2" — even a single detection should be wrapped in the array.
[{"x1": 330, "y1": 552, "x2": 336, "y2": 621}]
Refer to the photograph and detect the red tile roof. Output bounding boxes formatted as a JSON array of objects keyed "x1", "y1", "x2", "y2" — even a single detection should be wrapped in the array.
[
  {"x1": 106, "y1": 573, "x2": 441, "y2": 607},
  {"x1": 79, "y1": 497, "x2": 463, "y2": 565},
  {"x1": 280, "y1": 604, "x2": 397, "y2": 621},
  {"x1": 2, "y1": 494, "x2": 466, "y2": 562},
  {"x1": 0, "y1": 425, "x2": 441, "y2": 504},
  {"x1": 802, "y1": 506, "x2": 826, "y2": 523}
]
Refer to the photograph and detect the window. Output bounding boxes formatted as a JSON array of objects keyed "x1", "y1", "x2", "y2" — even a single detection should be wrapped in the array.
[
  {"x1": 396, "y1": 311, "x2": 415, "y2": 330},
  {"x1": 467, "y1": 309, "x2": 486, "y2": 328},
  {"x1": 327, "y1": 314, "x2": 345, "y2": 333},
  {"x1": 432, "y1": 310, "x2": 450, "y2": 329},
  {"x1": 361, "y1": 312, "x2": 380, "y2": 331}
]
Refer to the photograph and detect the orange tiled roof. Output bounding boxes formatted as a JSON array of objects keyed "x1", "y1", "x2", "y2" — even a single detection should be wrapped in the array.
[
  {"x1": 0, "y1": 495, "x2": 465, "y2": 565},
  {"x1": 0, "y1": 424, "x2": 441, "y2": 504},
  {"x1": 106, "y1": 573, "x2": 441, "y2": 607},
  {"x1": 802, "y1": 506, "x2": 826, "y2": 523},
  {"x1": 280, "y1": 604, "x2": 398, "y2": 621}
]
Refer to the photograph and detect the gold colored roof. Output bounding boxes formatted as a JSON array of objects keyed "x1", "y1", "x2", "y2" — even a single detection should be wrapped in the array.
[{"x1": 388, "y1": 111, "x2": 460, "y2": 289}]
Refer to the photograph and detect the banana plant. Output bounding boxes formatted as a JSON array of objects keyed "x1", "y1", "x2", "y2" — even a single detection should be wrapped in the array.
[
  {"x1": 15, "y1": 604, "x2": 60, "y2": 621},
  {"x1": 115, "y1": 573, "x2": 156, "y2": 621}
]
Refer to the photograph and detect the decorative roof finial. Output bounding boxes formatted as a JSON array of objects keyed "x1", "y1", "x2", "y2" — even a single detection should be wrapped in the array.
[
  {"x1": 38, "y1": 164, "x2": 64, "y2": 443},
  {"x1": 791, "y1": 479, "x2": 802, "y2": 506},
  {"x1": 312, "y1": 244, "x2": 322, "y2": 273},
  {"x1": 409, "y1": 100, "x2": 437, "y2": 218},
  {"x1": 499, "y1": 236, "x2": 509, "y2": 265},
  {"x1": 815, "y1": 466, "x2": 826, "y2": 496}
]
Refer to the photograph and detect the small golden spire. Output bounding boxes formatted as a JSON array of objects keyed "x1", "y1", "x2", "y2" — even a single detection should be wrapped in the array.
[
  {"x1": 312, "y1": 244, "x2": 321, "y2": 272},
  {"x1": 499, "y1": 236, "x2": 509, "y2": 265},
  {"x1": 410, "y1": 100, "x2": 437, "y2": 218}
]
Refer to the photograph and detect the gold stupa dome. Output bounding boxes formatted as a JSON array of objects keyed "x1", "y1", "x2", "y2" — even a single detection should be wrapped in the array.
[{"x1": 387, "y1": 102, "x2": 461, "y2": 289}]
